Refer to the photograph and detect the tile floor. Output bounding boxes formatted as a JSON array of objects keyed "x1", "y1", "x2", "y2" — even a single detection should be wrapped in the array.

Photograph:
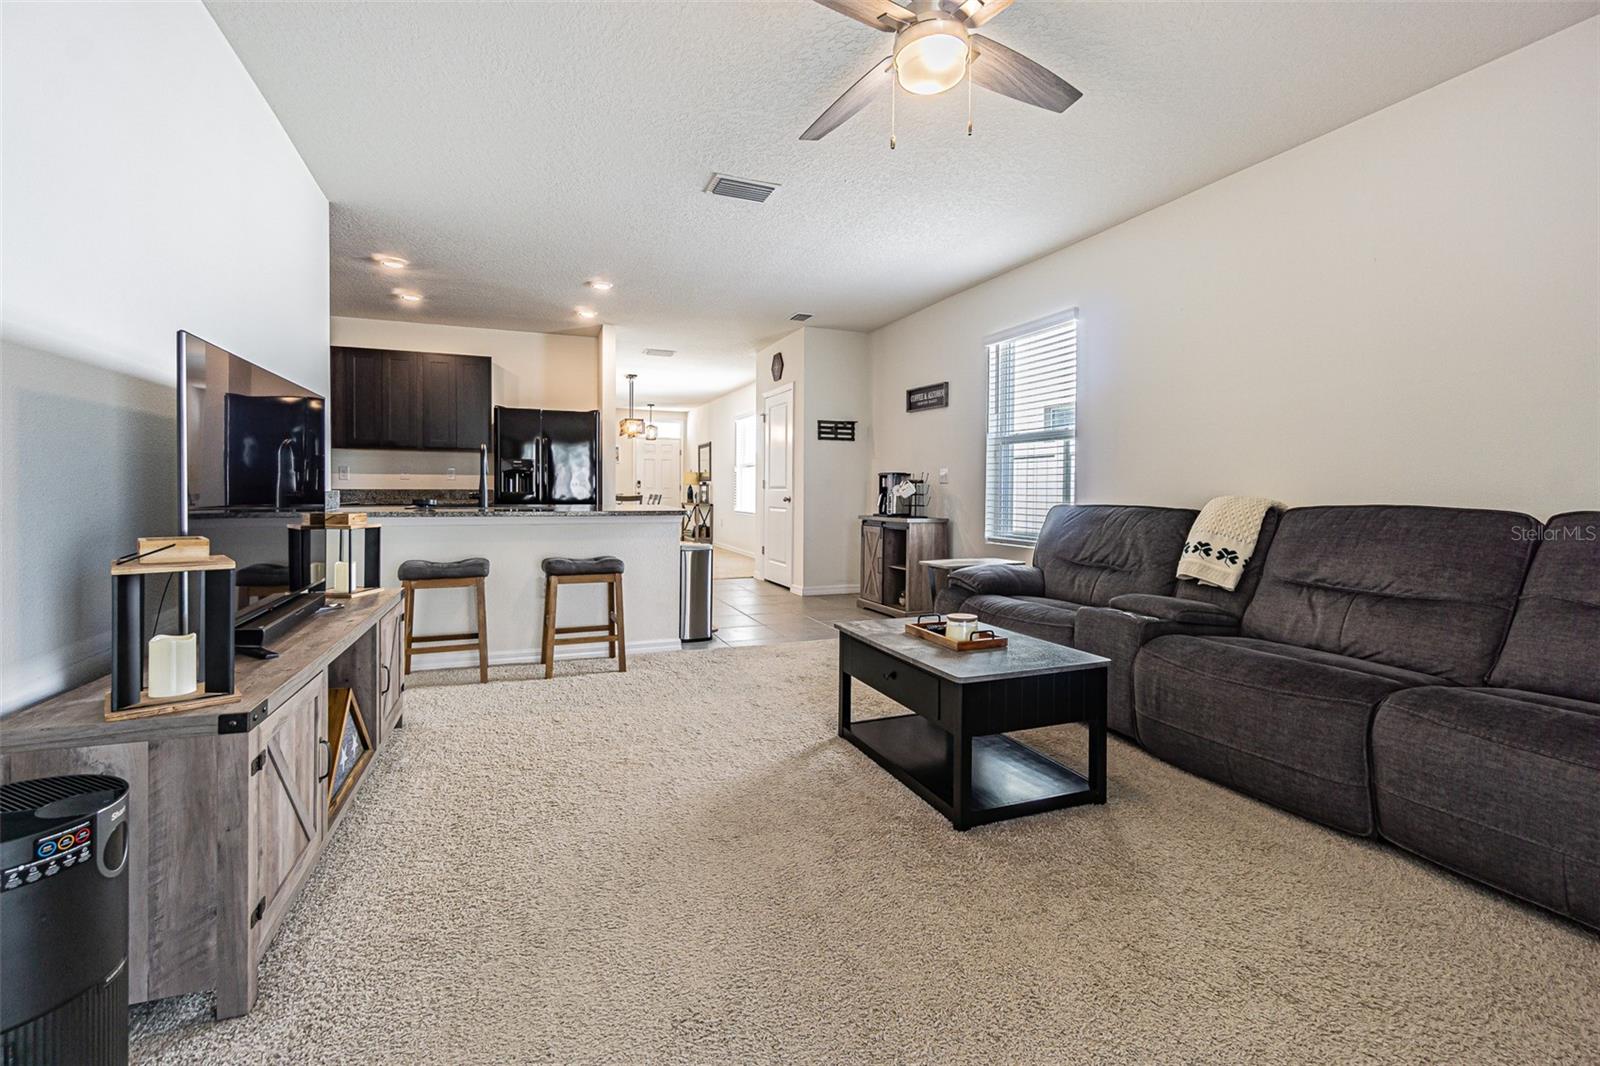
[
  {"x1": 711, "y1": 545, "x2": 756, "y2": 580},
  {"x1": 683, "y1": 576, "x2": 884, "y2": 649}
]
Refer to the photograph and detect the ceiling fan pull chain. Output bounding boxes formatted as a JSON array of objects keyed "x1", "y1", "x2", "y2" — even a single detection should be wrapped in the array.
[
  {"x1": 890, "y1": 71, "x2": 897, "y2": 150},
  {"x1": 966, "y1": 50, "x2": 974, "y2": 136}
]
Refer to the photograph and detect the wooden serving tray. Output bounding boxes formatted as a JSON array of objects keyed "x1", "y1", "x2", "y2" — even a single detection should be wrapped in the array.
[{"x1": 904, "y1": 620, "x2": 1009, "y2": 652}]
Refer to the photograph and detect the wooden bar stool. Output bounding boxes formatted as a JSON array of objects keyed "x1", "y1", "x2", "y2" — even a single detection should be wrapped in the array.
[
  {"x1": 540, "y1": 555, "x2": 625, "y2": 679},
  {"x1": 399, "y1": 557, "x2": 491, "y2": 683}
]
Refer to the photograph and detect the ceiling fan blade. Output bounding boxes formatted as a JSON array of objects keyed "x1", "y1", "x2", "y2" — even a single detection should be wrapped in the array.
[
  {"x1": 811, "y1": 0, "x2": 916, "y2": 32},
  {"x1": 800, "y1": 55, "x2": 893, "y2": 141},
  {"x1": 969, "y1": 34, "x2": 1082, "y2": 112},
  {"x1": 956, "y1": 0, "x2": 1015, "y2": 28}
]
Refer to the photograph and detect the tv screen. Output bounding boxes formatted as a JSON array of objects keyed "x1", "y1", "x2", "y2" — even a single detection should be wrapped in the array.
[{"x1": 178, "y1": 331, "x2": 326, "y2": 624}]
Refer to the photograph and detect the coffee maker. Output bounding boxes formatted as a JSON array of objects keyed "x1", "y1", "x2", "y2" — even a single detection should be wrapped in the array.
[{"x1": 877, "y1": 472, "x2": 913, "y2": 516}]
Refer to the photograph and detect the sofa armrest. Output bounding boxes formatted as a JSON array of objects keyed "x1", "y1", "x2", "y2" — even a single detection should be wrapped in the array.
[
  {"x1": 949, "y1": 564, "x2": 1045, "y2": 598},
  {"x1": 1106, "y1": 593, "x2": 1240, "y2": 627},
  {"x1": 1076, "y1": 604, "x2": 1241, "y2": 740}
]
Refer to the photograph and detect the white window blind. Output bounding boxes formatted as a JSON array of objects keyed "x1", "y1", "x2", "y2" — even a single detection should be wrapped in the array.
[
  {"x1": 733, "y1": 414, "x2": 756, "y2": 514},
  {"x1": 985, "y1": 310, "x2": 1078, "y2": 546}
]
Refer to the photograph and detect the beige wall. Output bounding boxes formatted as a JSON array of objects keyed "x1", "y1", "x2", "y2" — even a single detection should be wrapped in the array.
[
  {"x1": 686, "y1": 383, "x2": 759, "y2": 556},
  {"x1": 754, "y1": 327, "x2": 873, "y2": 592},
  {"x1": 329, "y1": 316, "x2": 598, "y2": 486},
  {"x1": 870, "y1": 19, "x2": 1600, "y2": 559},
  {"x1": 2, "y1": 1, "x2": 330, "y2": 713},
  {"x1": 799, "y1": 329, "x2": 872, "y2": 593}
]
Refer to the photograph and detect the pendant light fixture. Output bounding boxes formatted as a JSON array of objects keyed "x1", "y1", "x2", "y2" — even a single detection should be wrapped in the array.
[
  {"x1": 619, "y1": 373, "x2": 645, "y2": 438},
  {"x1": 644, "y1": 404, "x2": 659, "y2": 441}
]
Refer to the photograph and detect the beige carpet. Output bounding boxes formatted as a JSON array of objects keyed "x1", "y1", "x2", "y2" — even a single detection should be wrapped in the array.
[{"x1": 131, "y1": 641, "x2": 1598, "y2": 1064}]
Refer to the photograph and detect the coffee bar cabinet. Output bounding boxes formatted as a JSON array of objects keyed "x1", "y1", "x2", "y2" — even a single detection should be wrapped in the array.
[
  {"x1": 331, "y1": 346, "x2": 492, "y2": 451},
  {"x1": 0, "y1": 591, "x2": 405, "y2": 1019},
  {"x1": 858, "y1": 516, "x2": 950, "y2": 616}
]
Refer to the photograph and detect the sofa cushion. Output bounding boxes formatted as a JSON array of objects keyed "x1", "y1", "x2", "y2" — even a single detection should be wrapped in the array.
[
  {"x1": 946, "y1": 563, "x2": 1045, "y2": 599},
  {"x1": 1488, "y1": 511, "x2": 1600, "y2": 703},
  {"x1": 1031, "y1": 504, "x2": 1197, "y2": 607},
  {"x1": 1075, "y1": 604, "x2": 1240, "y2": 741},
  {"x1": 1372, "y1": 685, "x2": 1600, "y2": 929},
  {"x1": 1135, "y1": 635, "x2": 1438, "y2": 834},
  {"x1": 1106, "y1": 594, "x2": 1240, "y2": 627},
  {"x1": 1241, "y1": 505, "x2": 1537, "y2": 684},
  {"x1": 963, "y1": 594, "x2": 1082, "y2": 645}
]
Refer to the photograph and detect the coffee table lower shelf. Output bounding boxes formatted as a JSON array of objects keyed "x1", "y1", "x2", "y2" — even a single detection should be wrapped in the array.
[{"x1": 843, "y1": 713, "x2": 1096, "y2": 830}]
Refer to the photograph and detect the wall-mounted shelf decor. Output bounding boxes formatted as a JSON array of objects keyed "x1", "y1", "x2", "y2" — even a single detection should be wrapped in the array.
[
  {"x1": 817, "y1": 420, "x2": 857, "y2": 441},
  {"x1": 906, "y1": 382, "x2": 949, "y2": 412}
]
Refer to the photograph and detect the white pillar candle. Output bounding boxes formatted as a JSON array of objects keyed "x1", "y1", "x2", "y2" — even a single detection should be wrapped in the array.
[
  {"x1": 310, "y1": 561, "x2": 326, "y2": 584},
  {"x1": 332, "y1": 560, "x2": 351, "y2": 594},
  {"x1": 148, "y1": 633, "x2": 198, "y2": 699}
]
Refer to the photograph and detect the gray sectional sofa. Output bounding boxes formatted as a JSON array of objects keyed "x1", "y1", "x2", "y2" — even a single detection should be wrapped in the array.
[{"x1": 936, "y1": 503, "x2": 1598, "y2": 929}]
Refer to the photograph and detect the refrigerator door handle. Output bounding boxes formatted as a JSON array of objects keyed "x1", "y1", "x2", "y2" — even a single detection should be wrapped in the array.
[{"x1": 536, "y1": 435, "x2": 546, "y2": 502}]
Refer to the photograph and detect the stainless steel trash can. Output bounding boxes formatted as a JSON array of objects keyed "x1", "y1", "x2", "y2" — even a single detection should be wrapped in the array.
[{"x1": 679, "y1": 543, "x2": 714, "y2": 642}]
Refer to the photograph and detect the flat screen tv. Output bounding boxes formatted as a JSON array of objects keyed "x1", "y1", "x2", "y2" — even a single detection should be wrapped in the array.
[{"x1": 177, "y1": 331, "x2": 326, "y2": 637}]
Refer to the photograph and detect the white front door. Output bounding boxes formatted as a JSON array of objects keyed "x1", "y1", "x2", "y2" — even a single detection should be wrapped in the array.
[
  {"x1": 762, "y1": 387, "x2": 794, "y2": 587},
  {"x1": 635, "y1": 438, "x2": 682, "y2": 503}
]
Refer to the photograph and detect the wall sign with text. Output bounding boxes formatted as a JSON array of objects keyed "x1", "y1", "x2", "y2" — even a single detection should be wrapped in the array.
[
  {"x1": 816, "y1": 420, "x2": 857, "y2": 441},
  {"x1": 906, "y1": 382, "x2": 949, "y2": 412}
]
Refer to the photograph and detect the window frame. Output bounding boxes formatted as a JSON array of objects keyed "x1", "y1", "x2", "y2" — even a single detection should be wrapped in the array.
[
  {"x1": 984, "y1": 308, "x2": 1079, "y2": 548},
  {"x1": 732, "y1": 413, "x2": 757, "y2": 515}
]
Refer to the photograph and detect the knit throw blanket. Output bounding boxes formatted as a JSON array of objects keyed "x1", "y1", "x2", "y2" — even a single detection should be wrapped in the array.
[{"x1": 1178, "y1": 496, "x2": 1279, "y2": 591}]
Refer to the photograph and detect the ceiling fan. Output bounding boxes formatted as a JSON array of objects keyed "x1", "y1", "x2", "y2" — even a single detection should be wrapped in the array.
[{"x1": 801, "y1": 0, "x2": 1081, "y2": 142}]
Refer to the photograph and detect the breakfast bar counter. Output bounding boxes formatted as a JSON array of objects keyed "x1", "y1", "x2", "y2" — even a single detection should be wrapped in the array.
[{"x1": 368, "y1": 508, "x2": 685, "y2": 668}]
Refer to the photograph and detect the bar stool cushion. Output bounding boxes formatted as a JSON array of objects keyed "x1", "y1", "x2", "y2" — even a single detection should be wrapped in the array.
[
  {"x1": 398, "y1": 557, "x2": 490, "y2": 581},
  {"x1": 542, "y1": 555, "x2": 625, "y2": 577}
]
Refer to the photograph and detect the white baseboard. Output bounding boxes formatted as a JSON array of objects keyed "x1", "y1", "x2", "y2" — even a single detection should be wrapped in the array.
[
  {"x1": 715, "y1": 543, "x2": 755, "y2": 559},
  {"x1": 792, "y1": 583, "x2": 858, "y2": 596},
  {"x1": 405, "y1": 638, "x2": 683, "y2": 672}
]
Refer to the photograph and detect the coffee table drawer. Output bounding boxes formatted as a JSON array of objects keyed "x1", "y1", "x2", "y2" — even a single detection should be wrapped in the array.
[{"x1": 842, "y1": 636, "x2": 940, "y2": 719}]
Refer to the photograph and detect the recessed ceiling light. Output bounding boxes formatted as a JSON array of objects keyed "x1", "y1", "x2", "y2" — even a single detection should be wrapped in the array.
[
  {"x1": 576, "y1": 307, "x2": 598, "y2": 319},
  {"x1": 373, "y1": 255, "x2": 409, "y2": 269},
  {"x1": 586, "y1": 279, "x2": 614, "y2": 292},
  {"x1": 394, "y1": 289, "x2": 422, "y2": 303}
]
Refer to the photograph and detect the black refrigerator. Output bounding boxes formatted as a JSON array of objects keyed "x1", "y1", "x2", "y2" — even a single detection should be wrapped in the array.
[{"x1": 494, "y1": 407, "x2": 602, "y2": 507}]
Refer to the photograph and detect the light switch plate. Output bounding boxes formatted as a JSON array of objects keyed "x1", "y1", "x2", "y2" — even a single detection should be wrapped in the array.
[
  {"x1": 938, "y1": 468, "x2": 949, "y2": 484},
  {"x1": 336, "y1": 465, "x2": 350, "y2": 482}
]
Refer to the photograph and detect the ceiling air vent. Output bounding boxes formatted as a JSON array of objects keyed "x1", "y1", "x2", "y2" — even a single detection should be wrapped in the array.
[
  {"x1": 789, "y1": 313, "x2": 813, "y2": 322},
  {"x1": 642, "y1": 348, "x2": 676, "y2": 359},
  {"x1": 706, "y1": 173, "x2": 780, "y2": 203}
]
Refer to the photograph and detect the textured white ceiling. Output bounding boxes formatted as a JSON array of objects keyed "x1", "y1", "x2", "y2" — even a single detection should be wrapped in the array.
[{"x1": 207, "y1": 0, "x2": 1594, "y2": 406}]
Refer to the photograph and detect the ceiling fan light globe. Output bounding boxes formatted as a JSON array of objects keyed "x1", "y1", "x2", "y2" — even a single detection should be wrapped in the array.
[{"x1": 895, "y1": 21, "x2": 969, "y2": 96}]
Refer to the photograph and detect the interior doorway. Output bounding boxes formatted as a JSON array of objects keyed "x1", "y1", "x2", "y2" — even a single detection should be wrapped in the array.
[{"x1": 761, "y1": 385, "x2": 794, "y2": 587}]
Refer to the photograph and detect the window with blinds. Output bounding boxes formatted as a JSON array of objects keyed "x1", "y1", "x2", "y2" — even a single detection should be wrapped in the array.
[{"x1": 985, "y1": 310, "x2": 1078, "y2": 546}]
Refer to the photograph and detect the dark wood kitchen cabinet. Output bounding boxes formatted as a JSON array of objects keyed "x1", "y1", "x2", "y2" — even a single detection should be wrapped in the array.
[
  {"x1": 419, "y1": 353, "x2": 457, "y2": 448},
  {"x1": 383, "y1": 352, "x2": 421, "y2": 447},
  {"x1": 331, "y1": 347, "x2": 491, "y2": 451},
  {"x1": 332, "y1": 347, "x2": 387, "y2": 448},
  {"x1": 453, "y1": 356, "x2": 492, "y2": 450}
]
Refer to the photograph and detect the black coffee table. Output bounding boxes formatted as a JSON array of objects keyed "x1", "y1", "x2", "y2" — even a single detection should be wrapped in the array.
[{"x1": 835, "y1": 619, "x2": 1109, "y2": 830}]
